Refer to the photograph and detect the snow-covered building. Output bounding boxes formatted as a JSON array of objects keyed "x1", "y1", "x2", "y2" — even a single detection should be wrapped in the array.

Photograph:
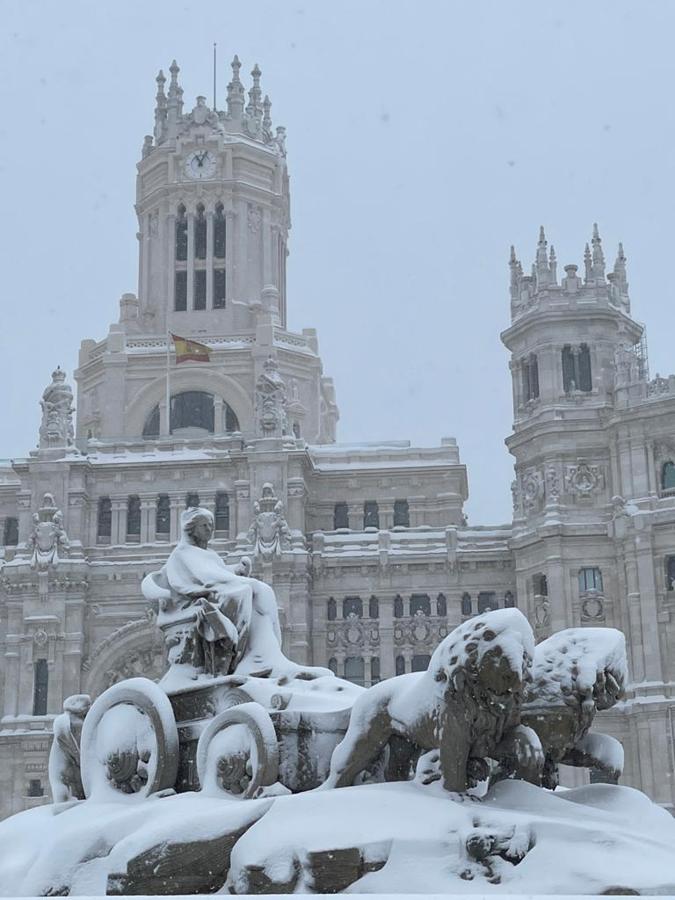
[{"x1": 1, "y1": 58, "x2": 674, "y2": 819}]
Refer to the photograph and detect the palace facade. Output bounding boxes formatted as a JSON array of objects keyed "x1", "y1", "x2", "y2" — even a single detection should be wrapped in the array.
[{"x1": 1, "y1": 58, "x2": 674, "y2": 819}]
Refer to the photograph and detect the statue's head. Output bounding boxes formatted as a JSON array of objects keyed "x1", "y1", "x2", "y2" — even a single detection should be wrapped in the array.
[
  {"x1": 63, "y1": 694, "x2": 91, "y2": 718},
  {"x1": 182, "y1": 506, "x2": 215, "y2": 549}
]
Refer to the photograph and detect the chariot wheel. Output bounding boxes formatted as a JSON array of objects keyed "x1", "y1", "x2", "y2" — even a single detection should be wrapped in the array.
[
  {"x1": 196, "y1": 701, "x2": 279, "y2": 799},
  {"x1": 80, "y1": 677, "x2": 179, "y2": 800}
]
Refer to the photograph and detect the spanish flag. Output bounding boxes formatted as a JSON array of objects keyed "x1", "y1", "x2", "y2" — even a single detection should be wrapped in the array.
[{"x1": 171, "y1": 334, "x2": 211, "y2": 364}]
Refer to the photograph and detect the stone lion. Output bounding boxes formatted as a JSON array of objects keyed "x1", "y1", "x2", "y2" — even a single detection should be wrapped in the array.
[
  {"x1": 498, "y1": 627, "x2": 626, "y2": 788},
  {"x1": 323, "y1": 608, "x2": 543, "y2": 793}
]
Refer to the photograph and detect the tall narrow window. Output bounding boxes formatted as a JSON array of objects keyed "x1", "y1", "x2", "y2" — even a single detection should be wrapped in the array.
[
  {"x1": 343, "y1": 596, "x2": 363, "y2": 619},
  {"x1": 156, "y1": 494, "x2": 170, "y2": 537},
  {"x1": 174, "y1": 271, "x2": 187, "y2": 311},
  {"x1": 214, "y1": 203, "x2": 226, "y2": 259},
  {"x1": 410, "y1": 594, "x2": 431, "y2": 616},
  {"x1": 126, "y1": 495, "x2": 141, "y2": 539},
  {"x1": 214, "y1": 269, "x2": 226, "y2": 309},
  {"x1": 97, "y1": 497, "x2": 112, "y2": 539},
  {"x1": 394, "y1": 594, "x2": 404, "y2": 618},
  {"x1": 363, "y1": 500, "x2": 379, "y2": 529},
  {"x1": 175, "y1": 205, "x2": 187, "y2": 261},
  {"x1": 186, "y1": 492, "x2": 200, "y2": 509},
  {"x1": 522, "y1": 354, "x2": 539, "y2": 401},
  {"x1": 3, "y1": 516, "x2": 18, "y2": 545},
  {"x1": 333, "y1": 502, "x2": 349, "y2": 530},
  {"x1": 328, "y1": 657, "x2": 338, "y2": 675},
  {"x1": 562, "y1": 344, "x2": 592, "y2": 393},
  {"x1": 533, "y1": 573, "x2": 548, "y2": 596},
  {"x1": 662, "y1": 461, "x2": 675, "y2": 491},
  {"x1": 393, "y1": 499, "x2": 409, "y2": 527},
  {"x1": 478, "y1": 591, "x2": 498, "y2": 613},
  {"x1": 504, "y1": 591, "x2": 515, "y2": 608},
  {"x1": 224, "y1": 404, "x2": 240, "y2": 433},
  {"x1": 395, "y1": 655, "x2": 406, "y2": 676},
  {"x1": 344, "y1": 657, "x2": 365, "y2": 686},
  {"x1": 436, "y1": 593, "x2": 447, "y2": 616},
  {"x1": 461, "y1": 593, "x2": 472, "y2": 616},
  {"x1": 578, "y1": 344, "x2": 592, "y2": 392},
  {"x1": 368, "y1": 596, "x2": 379, "y2": 619},
  {"x1": 194, "y1": 269, "x2": 206, "y2": 310},
  {"x1": 327, "y1": 597, "x2": 337, "y2": 621},
  {"x1": 215, "y1": 492, "x2": 229, "y2": 532},
  {"x1": 33, "y1": 659, "x2": 48, "y2": 716},
  {"x1": 666, "y1": 556, "x2": 675, "y2": 591},
  {"x1": 370, "y1": 657, "x2": 380, "y2": 684},
  {"x1": 579, "y1": 567, "x2": 603, "y2": 593},
  {"x1": 194, "y1": 204, "x2": 207, "y2": 260}
]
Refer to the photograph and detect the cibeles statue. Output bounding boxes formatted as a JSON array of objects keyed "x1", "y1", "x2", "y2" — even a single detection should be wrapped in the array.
[
  {"x1": 39, "y1": 366, "x2": 75, "y2": 449},
  {"x1": 27, "y1": 492, "x2": 70, "y2": 570},
  {"x1": 142, "y1": 507, "x2": 330, "y2": 683}
]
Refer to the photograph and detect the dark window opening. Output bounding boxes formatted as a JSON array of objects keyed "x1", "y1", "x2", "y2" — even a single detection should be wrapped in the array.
[
  {"x1": 533, "y1": 573, "x2": 548, "y2": 596},
  {"x1": 171, "y1": 391, "x2": 214, "y2": 433},
  {"x1": 292, "y1": 422, "x2": 301, "y2": 438},
  {"x1": 333, "y1": 502, "x2": 349, "y2": 530},
  {"x1": 156, "y1": 494, "x2": 170, "y2": 536},
  {"x1": 175, "y1": 270, "x2": 187, "y2": 311},
  {"x1": 343, "y1": 596, "x2": 363, "y2": 619},
  {"x1": 478, "y1": 591, "x2": 498, "y2": 613},
  {"x1": 175, "y1": 206, "x2": 187, "y2": 261},
  {"x1": 3, "y1": 516, "x2": 18, "y2": 546},
  {"x1": 344, "y1": 656, "x2": 365, "y2": 686},
  {"x1": 195, "y1": 205, "x2": 207, "y2": 260},
  {"x1": 522, "y1": 354, "x2": 539, "y2": 402},
  {"x1": 579, "y1": 567, "x2": 603, "y2": 593},
  {"x1": 393, "y1": 499, "x2": 410, "y2": 527},
  {"x1": 394, "y1": 595, "x2": 404, "y2": 618},
  {"x1": 328, "y1": 657, "x2": 338, "y2": 675},
  {"x1": 410, "y1": 593, "x2": 431, "y2": 616},
  {"x1": 143, "y1": 405, "x2": 160, "y2": 438},
  {"x1": 185, "y1": 492, "x2": 200, "y2": 509},
  {"x1": 33, "y1": 658, "x2": 48, "y2": 716},
  {"x1": 327, "y1": 597, "x2": 337, "y2": 621},
  {"x1": 363, "y1": 500, "x2": 379, "y2": 529},
  {"x1": 662, "y1": 461, "x2": 675, "y2": 491},
  {"x1": 214, "y1": 204, "x2": 226, "y2": 259},
  {"x1": 368, "y1": 595, "x2": 379, "y2": 619},
  {"x1": 370, "y1": 657, "x2": 380, "y2": 684},
  {"x1": 126, "y1": 495, "x2": 141, "y2": 537},
  {"x1": 194, "y1": 269, "x2": 206, "y2": 310},
  {"x1": 215, "y1": 492, "x2": 229, "y2": 532},
  {"x1": 412, "y1": 654, "x2": 431, "y2": 672},
  {"x1": 97, "y1": 497, "x2": 112, "y2": 539},
  {"x1": 436, "y1": 593, "x2": 447, "y2": 617},
  {"x1": 214, "y1": 268, "x2": 226, "y2": 308},
  {"x1": 461, "y1": 593, "x2": 472, "y2": 617},
  {"x1": 504, "y1": 591, "x2": 515, "y2": 608},
  {"x1": 225, "y1": 404, "x2": 239, "y2": 433},
  {"x1": 562, "y1": 344, "x2": 592, "y2": 393},
  {"x1": 395, "y1": 655, "x2": 406, "y2": 676},
  {"x1": 27, "y1": 779, "x2": 44, "y2": 797},
  {"x1": 666, "y1": 557, "x2": 675, "y2": 591}
]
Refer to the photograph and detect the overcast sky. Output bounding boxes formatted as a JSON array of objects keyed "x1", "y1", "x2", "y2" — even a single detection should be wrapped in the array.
[{"x1": 1, "y1": 1, "x2": 673, "y2": 525}]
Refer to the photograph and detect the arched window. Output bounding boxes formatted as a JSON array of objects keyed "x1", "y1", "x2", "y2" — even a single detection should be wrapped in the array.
[
  {"x1": 328, "y1": 657, "x2": 338, "y2": 675},
  {"x1": 478, "y1": 591, "x2": 498, "y2": 613},
  {"x1": 171, "y1": 391, "x2": 215, "y2": 433},
  {"x1": 394, "y1": 594, "x2": 404, "y2": 618},
  {"x1": 143, "y1": 405, "x2": 160, "y2": 438},
  {"x1": 327, "y1": 597, "x2": 337, "y2": 621},
  {"x1": 370, "y1": 657, "x2": 380, "y2": 684},
  {"x1": 410, "y1": 594, "x2": 431, "y2": 616},
  {"x1": 175, "y1": 205, "x2": 187, "y2": 261},
  {"x1": 504, "y1": 591, "x2": 515, "y2": 608},
  {"x1": 368, "y1": 596, "x2": 379, "y2": 619},
  {"x1": 186, "y1": 492, "x2": 200, "y2": 509},
  {"x1": 662, "y1": 461, "x2": 675, "y2": 491},
  {"x1": 412, "y1": 654, "x2": 431, "y2": 672},
  {"x1": 333, "y1": 502, "x2": 349, "y2": 530},
  {"x1": 97, "y1": 497, "x2": 112, "y2": 539},
  {"x1": 33, "y1": 658, "x2": 48, "y2": 716},
  {"x1": 214, "y1": 203, "x2": 226, "y2": 259},
  {"x1": 579, "y1": 567, "x2": 603, "y2": 593},
  {"x1": 461, "y1": 592, "x2": 472, "y2": 617},
  {"x1": 343, "y1": 596, "x2": 363, "y2": 619},
  {"x1": 363, "y1": 500, "x2": 379, "y2": 529},
  {"x1": 225, "y1": 405, "x2": 240, "y2": 432},
  {"x1": 156, "y1": 494, "x2": 170, "y2": 537},
  {"x1": 395, "y1": 655, "x2": 406, "y2": 676},
  {"x1": 344, "y1": 656, "x2": 365, "y2": 686},
  {"x1": 666, "y1": 557, "x2": 675, "y2": 591},
  {"x1": 2, "y1": 516, "x2": 18, "y2": 546},
  {"x1": 215, "y1": 492, "x2": 229, "y2": 532},
  {"x1": 195, "y1": 204, "x2": 207, "y2": 260},
  {"x1": 533, "y1": 573, "x2": 548, "y2": 596},
  {"x1": 436, "y1": 593, "x2": 447, "y2": 617},
  {"x1": 126, "y1": 495, "x2": 141, "y2": 539},
  {"x1": 393, "y1": 499, "x2": 409, "y2": 527}
]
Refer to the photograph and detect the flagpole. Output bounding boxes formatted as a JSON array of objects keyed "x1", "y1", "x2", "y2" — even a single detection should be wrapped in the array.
[{"x1": 166, "y1": 333, "x2": 171, "y2": 436}]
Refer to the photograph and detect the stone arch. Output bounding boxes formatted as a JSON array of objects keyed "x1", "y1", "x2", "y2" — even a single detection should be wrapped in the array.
[
  {"x1": 125, "y1": 369, "x2": 253, "y2": 437},
  {"x1": 82, "y1": 617, "x2": 166, "y2": 699}
]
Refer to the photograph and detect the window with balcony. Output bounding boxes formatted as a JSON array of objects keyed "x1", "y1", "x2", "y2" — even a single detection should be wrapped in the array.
[{"x1": 393, "y1": 499, "x2": 410, "y2": 527}]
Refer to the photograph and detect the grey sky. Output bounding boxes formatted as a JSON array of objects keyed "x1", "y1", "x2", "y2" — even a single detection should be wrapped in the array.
[{"x1": 1, "y1": 1, "x2": 673, "y2": 525}]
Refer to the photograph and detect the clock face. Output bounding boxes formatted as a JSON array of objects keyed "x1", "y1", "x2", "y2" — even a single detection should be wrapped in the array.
[{"x1": 184, "y1": 149, "x2": 217, "y2": 180}]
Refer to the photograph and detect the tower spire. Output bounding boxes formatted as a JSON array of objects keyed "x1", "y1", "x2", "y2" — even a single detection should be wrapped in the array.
[
  {"x1": 591, "y1": 222, "x2": 605, "y2": 281},
  {"x1": 535, "y1": 226, "x2": 552, "y2": 286},
  {"x1": 584, "y1": 242, "x2": 592, "y2": 282},
  {"x1": 167, "y1": 60, "x2": 182, "y2": 131},
  {"x1": 549, "y1": 243, "x2": 557, "y2": 284},
  {"x1": 262, "y1": 94, "x2": 273, "y2": 141},
  {"x1": 247, "y1": 63, "x2": 263, "y2": 119},
  {"x1": 509, "y1": 245, "x2": 522, "y2": 301},
  {"x1": 613, "y1": 242, "x2": 628, "y2": 293},
  {"x1": 154, "y1": 69, "x2": 167, "y2": 142},
  {"x1": 227, "y1": 54, "x2": 245, "y2": 119}
]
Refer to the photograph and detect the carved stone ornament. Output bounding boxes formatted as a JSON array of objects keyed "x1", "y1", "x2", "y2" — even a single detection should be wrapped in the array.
[
  {"x1": 247, "y1": 203, "x2": 262, "y2": 234},
  {"x1": 581, "y1": 595, "x2": 605, "y2": 621},
  {"x1": 545, "y1": 465, "x2": 560, "y2": 502},
  {"x1": 255, "y1": 355, "x2": 290, "y2": 438},
  {"x1": 27, "y1": 493, "x2": 70, "y2": 570},
  {"x1": 247, "y1": 483, "x2": 292, "y2": 559},
  {"x1": 565, "y1": 461, "x2": 602, "y2": 496},
  {"x1": 521, "y1": 469, "x2": 543, "y2": 510},
  {"x1": 39, "y1": 367, "x2": 75, "y2": 449}
]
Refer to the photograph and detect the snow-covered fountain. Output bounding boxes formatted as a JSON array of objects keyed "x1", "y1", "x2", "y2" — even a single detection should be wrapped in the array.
[{"x1": 1, "y1": 507, "x2": 674, "y2": 896}]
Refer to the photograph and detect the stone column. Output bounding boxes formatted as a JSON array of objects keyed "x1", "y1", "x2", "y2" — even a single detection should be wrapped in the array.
[
  {"x1": 379, "y1": 595, "x2": 395, "y2": 679},
  {"x1": 206, "y1": 209, "x2": 214, "y2": 310},
  {"x1": 286, "y1": 478, "x2": 305, "y2": 534},
  {"x1": 347, "y1": 502, "x2": 362, "y2": 531},
  {"x1": 140, "y1": 496, "x2": 154, "y2": 543},
  {"x1": 111, "y1": 497, "x2": 126, "y2": 545},
  {"x1": 167, "y1": 212, "x2": 176, "y2": 313},
  {"x1": 169, "y1": 496, "x2": 182, "y2": 543},
  {"x1": 213, "y1": 396, "x2": 224, "y2": 435},
  {"x1": 379, "y1": 500, "x2": 394, "y2": 531},
  {"x1": 225, "y1": 210, "x2": 235, "y2": 302},
  {"x1": 186, "y1": 211, "x2": 195, "y2": 310},
  {"x1": 234, "y1": 481, "x2": 251, "y2": 539}
]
